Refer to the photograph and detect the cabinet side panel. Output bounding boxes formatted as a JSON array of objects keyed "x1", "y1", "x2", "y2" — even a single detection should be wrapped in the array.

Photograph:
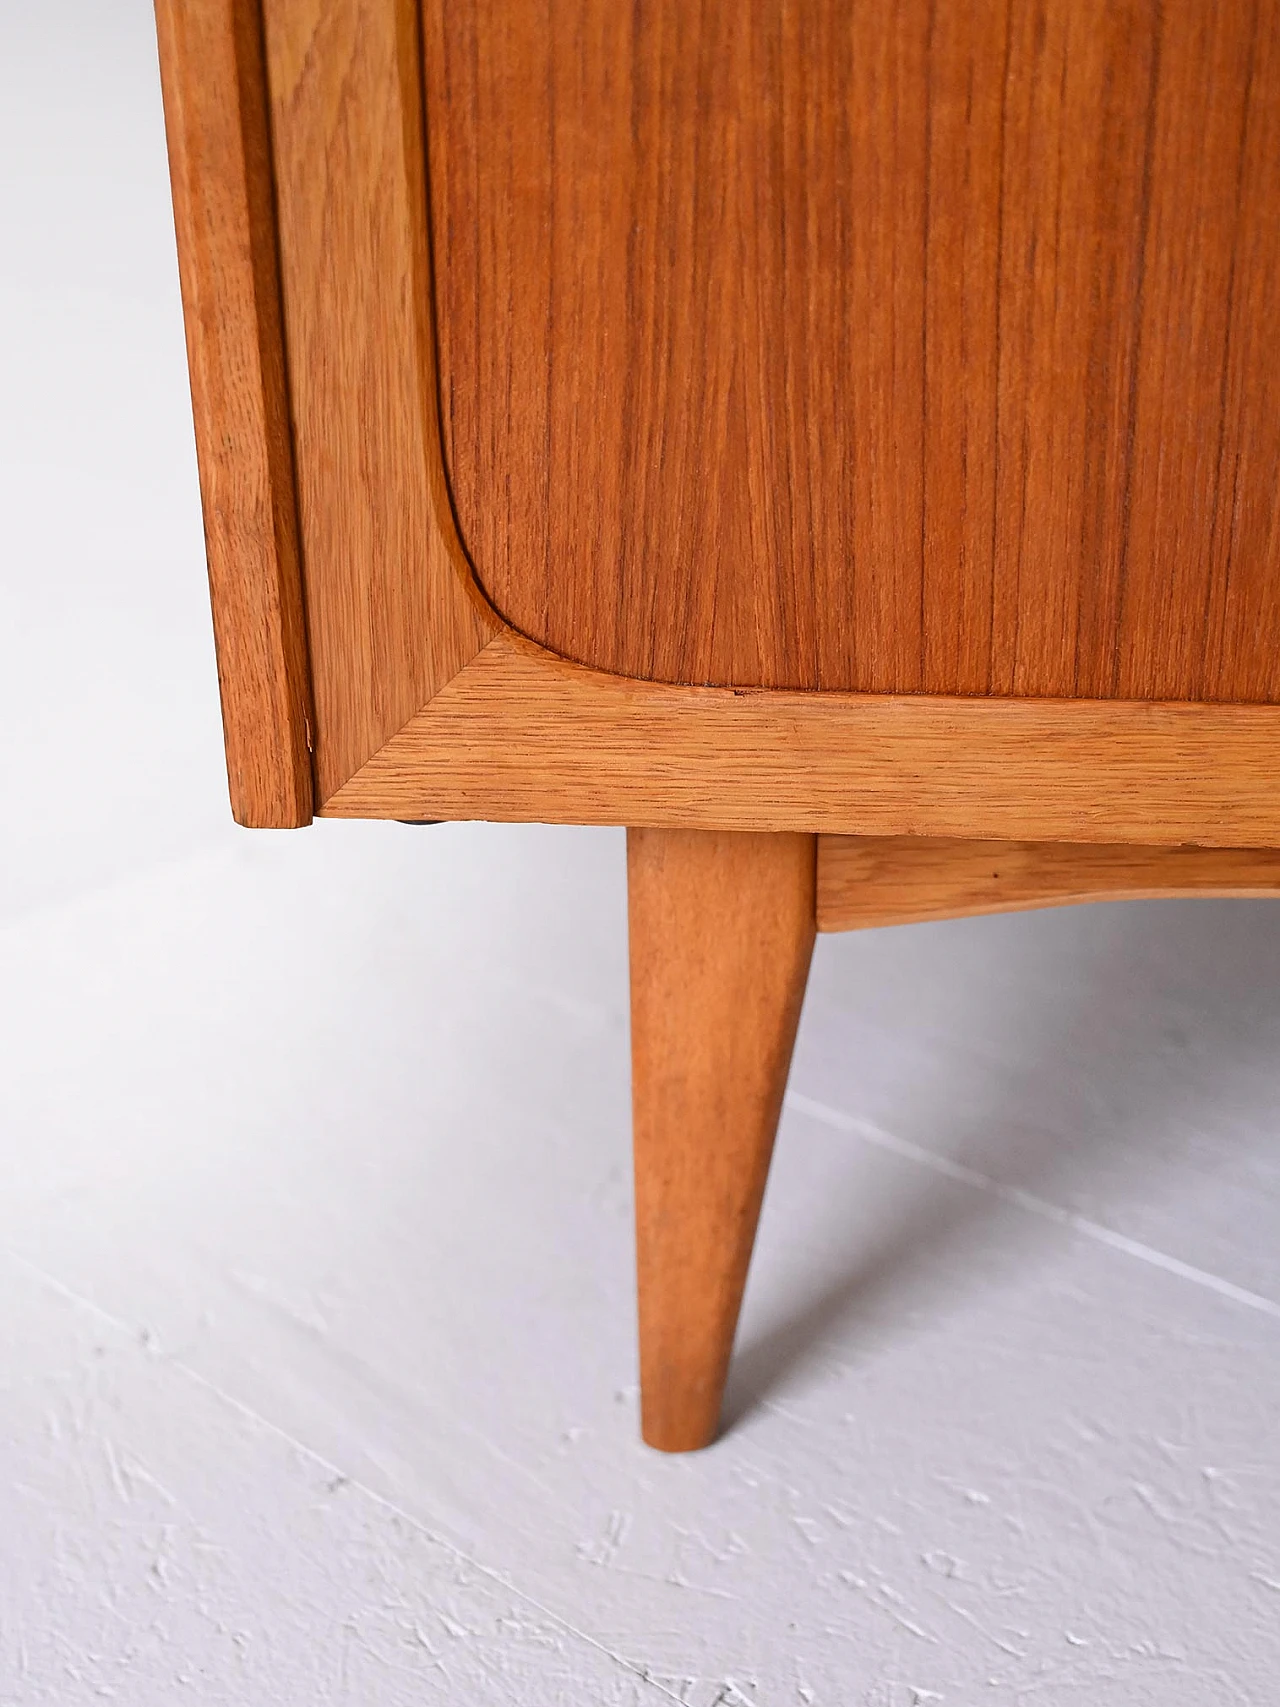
[
  {"x1": 155, "y1": 0, "x2": 313, "y2": 826},
  {"x1": 424, "y1": 0, "x2": 1280, "y2": 702}
]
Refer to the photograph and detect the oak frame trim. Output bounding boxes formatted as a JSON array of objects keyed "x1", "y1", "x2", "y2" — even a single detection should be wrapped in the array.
[
  {"x1": 319, "y1": 629, "x2": 1280, "y2": 848},
  {"x1": 162, "y1": 0, "x2": 1280, "y2": 852},
  {"x1": 817, "y1": 836, "x2": 1280, "y2": 932}
]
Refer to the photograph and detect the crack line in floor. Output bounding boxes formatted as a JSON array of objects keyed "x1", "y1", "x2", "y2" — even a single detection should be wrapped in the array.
[{"x1": 787, "y1": 1090, "x2": 1280, "y2": 1325}]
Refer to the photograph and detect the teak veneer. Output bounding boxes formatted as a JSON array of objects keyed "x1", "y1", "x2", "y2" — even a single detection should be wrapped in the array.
[
  {"x1": 156, "y1": 0, "x2": 1280, "y2": 1450},
  {"x1": 425, "y1": 0, "x2": 1280, "y2": 703}
]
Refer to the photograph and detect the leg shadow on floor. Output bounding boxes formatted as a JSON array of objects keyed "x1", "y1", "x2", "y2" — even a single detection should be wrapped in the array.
[{"x1": 724, "y1": 896, "x2": 1280, "y2": 1429}]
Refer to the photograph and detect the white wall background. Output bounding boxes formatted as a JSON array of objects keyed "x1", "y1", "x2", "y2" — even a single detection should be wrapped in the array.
[{"x1": 1, "y1": 5, "x2": 1278, "y2": 1702}]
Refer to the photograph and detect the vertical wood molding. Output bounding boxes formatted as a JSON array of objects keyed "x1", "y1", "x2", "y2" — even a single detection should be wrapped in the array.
[
  {"x1": 319, "y1": 630, "x2": 1280, "y2": 849},
  {"x1": 261, "y1": 0, "x2": 496, "y2": 802},
  {"x1": 154, "y1": 0, "x2": 314, "y2": 827}
]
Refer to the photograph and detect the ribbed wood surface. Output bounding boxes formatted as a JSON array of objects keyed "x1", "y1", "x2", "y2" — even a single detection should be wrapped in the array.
[{"x1": 424, "y1": 0, "x2": 1280, "y2": 700}]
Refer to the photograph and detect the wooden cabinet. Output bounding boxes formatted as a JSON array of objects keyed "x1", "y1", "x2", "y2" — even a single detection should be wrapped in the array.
[{"x1": 155, "y1": 0, "x2": 1280, "y2": 1449}]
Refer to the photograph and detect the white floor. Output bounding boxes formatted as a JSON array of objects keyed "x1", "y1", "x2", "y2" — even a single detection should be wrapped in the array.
[{"x1": 2, "y1": 6, "x2": 1279, "y2": 1703}]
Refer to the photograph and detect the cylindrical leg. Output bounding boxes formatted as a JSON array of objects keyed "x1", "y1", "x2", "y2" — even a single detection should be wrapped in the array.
[{"x1": 628, "y1": 828, "x2": 816, "y2": 1452}]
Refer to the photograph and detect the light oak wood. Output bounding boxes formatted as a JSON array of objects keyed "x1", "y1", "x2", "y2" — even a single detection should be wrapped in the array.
[
  {"x1": 320, "y1": 630, "x2": 1280, "y2": 849},
  {"x1": 817, "y1": 836, "x2": 1280, "y2": 933},
  {"x1": 261, "y1": 0, "x2": 495, "y2": 802},
  {"x1": 154, "y1": 0, "x2": 313, "y2": 827},
  {"x1": 629, "y1": 828, "x2": 815, "y2": 1452},
  {"x1": 424, "y1": 0, "x2": 1280, "y2": 701}
]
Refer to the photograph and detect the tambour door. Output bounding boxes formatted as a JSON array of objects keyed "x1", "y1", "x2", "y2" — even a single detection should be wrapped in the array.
[{"x1": 420, "y1": 0, "x2": 1280, "y2": 700}]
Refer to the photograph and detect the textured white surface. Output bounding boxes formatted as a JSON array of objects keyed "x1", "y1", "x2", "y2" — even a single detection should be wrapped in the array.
[{"x1": 3, "y1": 4, "x2": 1280, "y2": 1702}]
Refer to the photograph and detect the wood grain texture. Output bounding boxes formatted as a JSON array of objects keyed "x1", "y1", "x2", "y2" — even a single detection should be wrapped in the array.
[
  {"x1": 423, "y1": 0, "x2": 1280, "y2": 702},
  {"x1": 154, "y1": 0, "x2": 313, "y2": 827},
  {"x1": 319, "y1": 630, "x2": 1280, "y2": 849},
  {"x1": 171, "y1": 0, "x2": 1280, "y2": 851},
  {"x1": 817, "y1": 836, "x2": 1280, "y2": 932},
  {"x1": 629, "y1": 828, "x2": 815, "y2": 1451},
  {"x1": 261, "y1": 0, "x2": 495, "y2": 801}
]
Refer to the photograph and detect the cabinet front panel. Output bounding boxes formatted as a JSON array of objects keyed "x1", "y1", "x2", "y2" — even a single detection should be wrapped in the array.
[{"x1": 424, "y1": 0, "x2": 1280, "y2": 700}]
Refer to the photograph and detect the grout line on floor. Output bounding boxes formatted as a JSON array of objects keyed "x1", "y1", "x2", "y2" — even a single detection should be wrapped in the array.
[
  {"x1": 786, "y1": 1090, "x2": 1280, "y2": 1325},
  {"x1": 1, "y1": 1246, "x2": 685, "y2": 1706}
]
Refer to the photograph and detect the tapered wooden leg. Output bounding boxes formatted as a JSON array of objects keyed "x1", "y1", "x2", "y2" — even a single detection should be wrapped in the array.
[{"x1": 628, "y1": 828, "x2": 816, "y2": 1452}]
